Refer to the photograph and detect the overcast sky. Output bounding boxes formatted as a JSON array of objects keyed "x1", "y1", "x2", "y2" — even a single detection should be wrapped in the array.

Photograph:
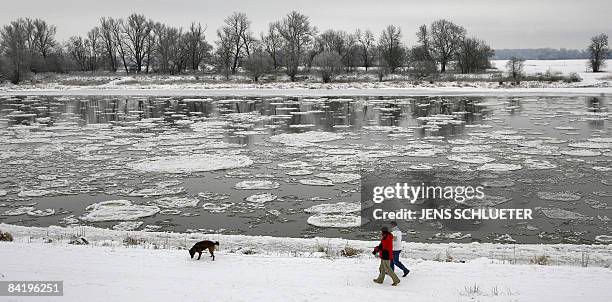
[{"x1": 2, "y1": 0, "x2": 610, "y2": 49}]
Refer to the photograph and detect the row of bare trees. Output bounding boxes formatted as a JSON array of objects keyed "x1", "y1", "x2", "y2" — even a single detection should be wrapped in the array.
[{"x1": 1, "y1": 12, "x2": 609, "y2": 84}]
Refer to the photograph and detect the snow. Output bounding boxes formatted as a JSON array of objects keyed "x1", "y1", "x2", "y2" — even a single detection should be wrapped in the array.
[
  {"x1": 127, "y1": 154, "x2": 253, "y2": 173},
  {"x1": 0, "y1": 227, "x2": 611, "y2": 302}
]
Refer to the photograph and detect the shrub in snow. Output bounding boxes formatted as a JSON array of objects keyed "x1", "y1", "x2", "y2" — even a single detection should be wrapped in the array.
[
  {"x1": 68, "y1": 235, "x2": 89, "y2": 245},
  {"x1": 340, "y1": 246, "x2": 362, "y2": 257},
  {"x1": 123, "y1": 235, "x2": 145, "y2": 246},
  {"x1": 243, "y1": 51, "x2": 273, "y2": 82},
  {"x1": 0, "y1": 230, "x2": 13, "y2": 241},
  {"x1": 531, "y1": 255, "x2": 550, "y2": 265},
  {"x1": 312, "y1": 51, "x2": 343, "y2": 83}
]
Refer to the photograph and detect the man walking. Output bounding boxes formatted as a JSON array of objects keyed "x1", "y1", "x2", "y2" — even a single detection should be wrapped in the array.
[
  {"x1": 372, "y1": 227, "x2": 400, "y2": 286},
  {"x1": 390, "y1": 221, "x2": 410, "y2": 277}
]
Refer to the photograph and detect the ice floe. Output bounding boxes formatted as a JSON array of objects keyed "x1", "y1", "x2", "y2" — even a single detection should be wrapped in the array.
[
  {"x1": 304, "y1": 202, "x2": 360, "y2": 214},
  {"x1": 269, "y1": 131, "x2": 343, "y2": 147},
  {"x1": 315, "y1": 173, "x2": 360, "y2": 183},
  {"x1": 112, "y1": 221, "x2": 143, "y2": 231},
  {"x1": 201, "y1": 203, "x2": 233, "y2": 212},
  {"x1": 27, "y1": 209, "x2": 56, "y2": 217},
  {"x1": 448, "y1": 154, "x2": 496, "y2": 164},
  {"x1": 286, "y1": 169, "x2": 313, "y2": 176},
  {"x1": 128, "y1": 154, "x2": 253, "y2": 173},
  {"x1": 80, "y1": 200, "x2": 160, "y2": 222},
  {"x1": 476, "y1": 163, "x2": 522, "y2": 172},
  {"x1": 234, "y1": 180, "x2": 280, "y2": 190},
  {"x1": 560, "y1": 149, "x2": 601, "y2": 157},
  {"x1": 17, "y1": 190, "x2": 53, "y2": 197},
  {"x1": 149, "y1": 197, "x2": 199, "y2": 208},
  {"x1": 540, "y1": 208, "x2": 590, "y2": 220},
  {"x1": 129, "y1": 187, "x2": 185, "y2": 197},
  {"x1": 537, "y1": 192, "x2": 581, "y2": 202},
  {"x1": 3, "y1": 206, "x2": 36, "y2": 216},
  {"x1": 299, "y1": 179, "x2": 334, "y2": 186},
  {"x1": 524, "y1": 159, "x2": 558, "y2": 169},
  {"x1": 245, "y1": 193, "x2": 277, "y2": 203},
  {"x1": 306, "y1": 214, "x2": 360, "y2": 228}
]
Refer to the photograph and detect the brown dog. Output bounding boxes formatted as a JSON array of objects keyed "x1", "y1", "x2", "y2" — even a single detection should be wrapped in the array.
[{"x1": 189, "y1": 240, "x2": 219, "y2": 261}]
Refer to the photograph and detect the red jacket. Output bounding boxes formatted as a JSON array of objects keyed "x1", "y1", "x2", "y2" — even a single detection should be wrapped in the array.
[{"x1": 374, "y1": 232, "x2": 394, "y2": 260}]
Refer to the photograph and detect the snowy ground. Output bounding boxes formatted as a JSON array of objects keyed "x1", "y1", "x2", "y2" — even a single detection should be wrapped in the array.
[
  {"x1": 0, "y1": 60, "x2": 610, "y2": 96},
  {"x1": 3, "y1": 224, "x2": 612, "y2": 267},
  {"x1": 1, "y1": 237, "x2": 611, "y2": 301}
]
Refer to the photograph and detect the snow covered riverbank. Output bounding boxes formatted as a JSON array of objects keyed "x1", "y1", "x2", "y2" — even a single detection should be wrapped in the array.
[
  {"x1": 1, "y1": 87, "x2": 612, "y2": 97},
  {"x1": 2, "y1": 224, "x2": 612, "y2": 267},
  {"x1": 1, "y1": 228, "x2": 611, "y2": 302},
  {"x1": 0, "y1": 60, "x2": 611, "y2": 96}
]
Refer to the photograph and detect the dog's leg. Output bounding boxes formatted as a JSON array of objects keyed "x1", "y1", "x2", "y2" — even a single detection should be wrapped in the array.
[
  {"x1": 209, "y1": 247, "x2": 215, "y2": 261},
  {"x1": 197, "y1": 251, "x2": 202, "y2": 260}
]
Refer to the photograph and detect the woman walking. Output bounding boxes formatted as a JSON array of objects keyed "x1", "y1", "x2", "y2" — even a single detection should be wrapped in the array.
[
  {"x1": 372, "y1": 227, "x2": 401, "y2": 286},
  {"x1": 390, "y1": 221, "x2": 410, "y2": 277}
]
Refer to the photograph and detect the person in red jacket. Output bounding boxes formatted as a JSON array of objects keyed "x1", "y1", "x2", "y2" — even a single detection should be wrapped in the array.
[{"x1": 372, "y1": 227, "x2": 401, "y2": 286}]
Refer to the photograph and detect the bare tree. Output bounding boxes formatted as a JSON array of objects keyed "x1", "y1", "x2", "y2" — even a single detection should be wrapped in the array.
[
  {"x1": 65, "y1": 36, "x2": 89, "y2": 71},
  {"x1": 408, "y1": 45, "x2": 438, "y2": 79},
  {"x1": 426, "y1": 19, "x2": 466, "y2": 72},
  {"x1": 153, "y1": 23, "x2": 184, "y2": 74},
  {"x1": 355, "y1": 29, "x2": 375, "y2": 70},
  {"x1": 108, "y1": 18, "x2": 130, "y2": 73},
  {"x1": 122, "y1": 14, "x2": 153, "y2": 73},
  {"x1": 220, "y1": 12, "x2": 252, "y2": 74},
  {"x1": 0, "y1": 19, "x2": 31, "y2": 83},
  {"x1": 416, "y1": 25, "x2": 432, "y2": 62},
  {"x1": 312, "y1": 51, "x2": 343, "y2": 83},
  {"x1": 185, "y1": 22, "x2": 211, "y2": 72},
  {"x1": 243, "y1": 49, "x2": 273, "y2": 82},
  {"x1": 588, "y1": 33, "x2": 609, "y2": 72},
  {"x1": 378, "y1": 25, "x2": 404, "y2": 73},
  {"x1": 31, "y1": 19, "x2": 56, "y2": 60},
  {"x1": 506, "y1": 57, "x2": 525, "y2": 80},
  {"x1": 215, "y1": 27, "x2": 234, "y2": 79},
  {"x1": 99, "y1": 18, "x2": 118, "y2": 71},
  {"x1": 316, "y1": 29, "x2": 357, "y2": 71},
  {"x1": 86, "y1": 27, "x2": 101, "y2": 71},
  {"x1": 276, "y1": 11, "x2": 316, "y2": 81},
  {"x1": 455, "y1": 37, "x2": 494, "y2": 74},
  {"x1": 261, "y1": 22, "x2": 282, "y2": 70}
]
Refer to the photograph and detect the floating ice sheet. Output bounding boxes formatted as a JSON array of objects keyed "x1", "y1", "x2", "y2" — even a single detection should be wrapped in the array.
[
  {"x1": 128, "y1": 154, "x2": 253, "y2": 173},
  {"x1": 80, "y1": 200, "x2": 160, "y2": 222}
]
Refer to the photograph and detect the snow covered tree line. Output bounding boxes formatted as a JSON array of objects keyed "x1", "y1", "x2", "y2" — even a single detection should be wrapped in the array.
[{"x1": 0, "y1": 12, "x2": 608, "y2": 84}]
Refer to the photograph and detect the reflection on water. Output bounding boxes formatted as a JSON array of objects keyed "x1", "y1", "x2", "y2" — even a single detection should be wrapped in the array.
[{"x1": 0, "y1": 95, "x2": 610, "y2": 244}]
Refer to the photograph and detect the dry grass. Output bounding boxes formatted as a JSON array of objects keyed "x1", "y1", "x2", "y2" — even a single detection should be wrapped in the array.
[
  {"x1": 531, "y1": 254, "x2": 550, "y2": 265},
  {"x1": 123, "y1": 235, "x2": 145, "y2": 246}
]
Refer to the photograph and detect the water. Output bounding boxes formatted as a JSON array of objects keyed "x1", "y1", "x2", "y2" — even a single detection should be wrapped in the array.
[{"x1": 0, "y1": 95, "x2": 610, "y2": 243}]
